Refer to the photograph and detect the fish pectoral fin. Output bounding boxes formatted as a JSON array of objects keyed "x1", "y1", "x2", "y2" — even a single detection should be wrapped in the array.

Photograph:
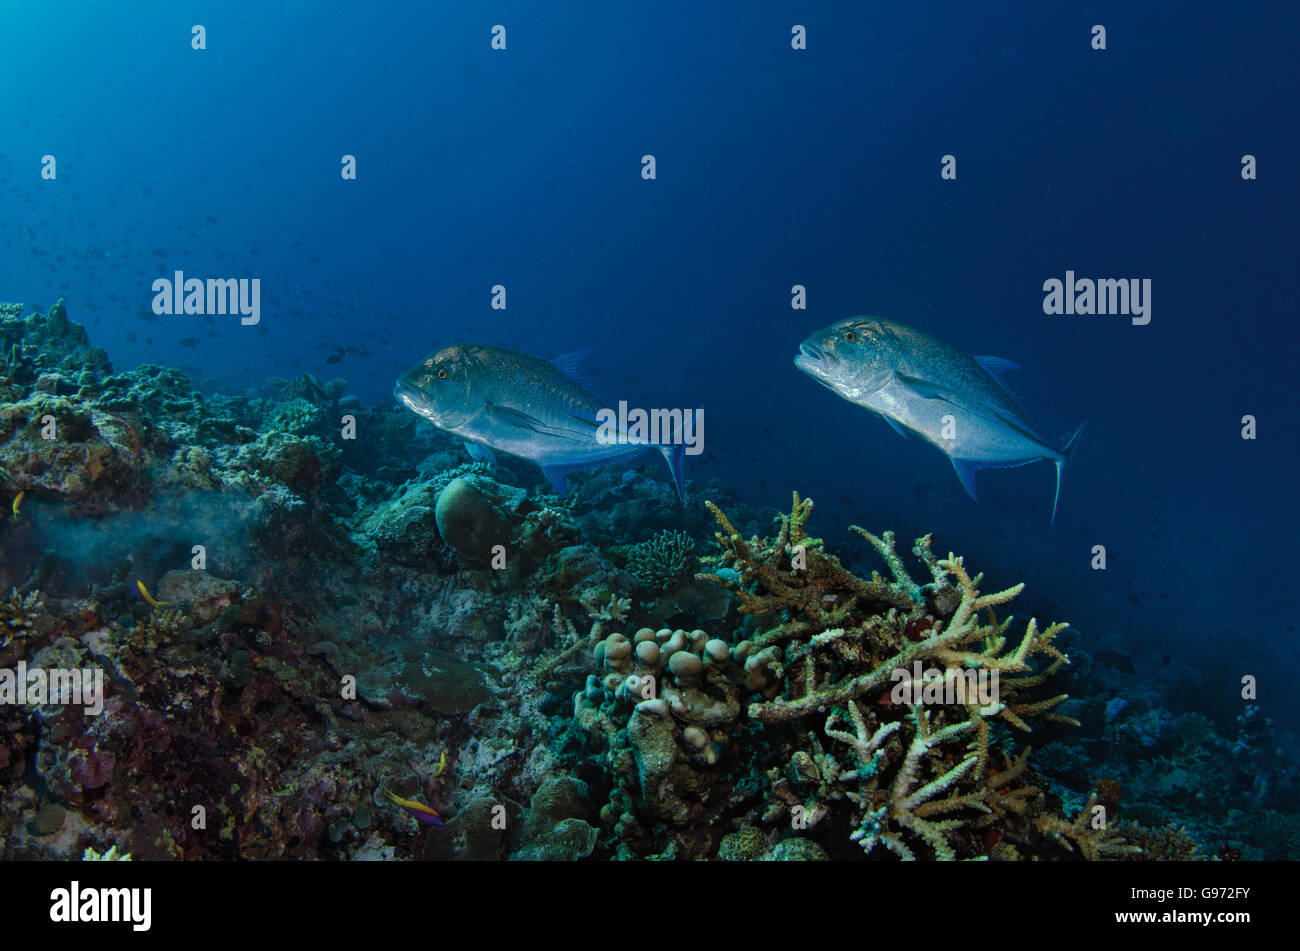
[
  {"x1": 883, "y1": 415, "x2": 909, "y2": 439},
  {"x1": 898, "y1": 373, "x2": 1040, "y2": 438},
  {"x1": 484, "y1": 402, "x2": 597, "y2": 442},
  {"x1": 465, "y1": 441, "x2": 496, "y2": 464},
  {"x1": 951, "y1": 458, "x2": 980, "y2": 501},
  {"x1": 482, "y1": 401, "x2": 547, "y2": 431},
  {"x1": 894, "y1": 373, "x2": 962, "y2": 405}
]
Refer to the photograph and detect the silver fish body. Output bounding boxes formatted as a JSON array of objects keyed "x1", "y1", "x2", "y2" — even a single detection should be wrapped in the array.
[
  {"x1": 395, "y1": 344, "x2": 685, "y2": 500},
  {"x1": 795, "y1": 316, "x2": 1085, "y2": 521}
]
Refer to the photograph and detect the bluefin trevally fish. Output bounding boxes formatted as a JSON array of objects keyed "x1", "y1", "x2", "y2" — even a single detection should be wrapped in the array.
[
  {"x1": 395, "y1": 344, "x2": 686, "y2": 501},
  {"x1": 794, "y1": 316, "x2": 1086, "y2": 522}
]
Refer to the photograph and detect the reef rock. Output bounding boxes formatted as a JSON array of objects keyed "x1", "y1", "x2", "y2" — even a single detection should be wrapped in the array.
[{"x1": 434, "y1": 477, "x2": 514, "y2": 565}]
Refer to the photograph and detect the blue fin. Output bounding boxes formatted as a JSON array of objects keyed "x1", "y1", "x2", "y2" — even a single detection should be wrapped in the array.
[
  {"x1": 895, "y1": 373, "x2": 961, "y2": 405},
  {"x1": 465, "y1": 441, "x2": 495, "y2": 464},
  {"x1": 974, "y1": 355, "x2": 1021, "y2": 376},
  {"x1": 1051, "y1": 421, "x2": 1088, "y2": 525},
  {"x1": 551, "y1": 349, "x2": 606, "y2": 397},
  {"x1": 883, "y1": 415, "x2": 909, "y2": 439},
  {"x1": 658, "y1": 443, "x2": 686, "y2": 503},
  {"x1": 898, "y1": 372, "x2": 1039, "y2": 438},
  {"x1": 951, "y1": 458, "x2": 980, "y2": 501},
  {"x1": 482, "y1": 401, "x2": 593, "y2": 440},
  {"x1": 540, "y1": 465, "x2": 569, "y2": 496},
  {"x1": 974, "y1": 355, "x2": 1023, "y2": 403}
]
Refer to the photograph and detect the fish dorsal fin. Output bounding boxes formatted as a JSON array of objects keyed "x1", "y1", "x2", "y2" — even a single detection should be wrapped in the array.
[
  {"x1": 974, "y1": 355, "x2": 1023, "y2": 403},
  {"x1": 551, "y1": 349, "x2": 606, "y2": 396}
]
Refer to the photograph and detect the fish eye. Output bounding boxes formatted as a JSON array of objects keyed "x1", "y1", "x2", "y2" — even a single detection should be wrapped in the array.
[
  {"x1": 843, "y1": 331, "x2": 857, "y2": 342},
  {"x1": 436, "y1": 369, "x2": 448, "y2": 380}
]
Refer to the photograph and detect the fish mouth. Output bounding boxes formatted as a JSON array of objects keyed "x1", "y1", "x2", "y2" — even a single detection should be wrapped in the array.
[
  {"x1": 394, "y1": 383, "x2": 436, "y2": 421},
  {"x1": 794, "y1": 341, "x2": 831, "y2": 377}
]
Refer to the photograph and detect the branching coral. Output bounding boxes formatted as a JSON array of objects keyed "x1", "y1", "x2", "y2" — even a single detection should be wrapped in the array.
[
  {"x1": 575, "y1": 492, "x2": 1118, "y2": 860},
  {"x1": 1037, "y1": 794, "x2": 1143, "y2": 859},
  {"x1": 580, "y1": 591, "x2": 631, "y2": 637},
  {"x1": 626, "y1": 530, "x2": 697, "y2": 590},
  {"x1": 696, "y1": 493, "x2": 914, "y2": 651},
  {"x1": 1, "y1": 588, "x2": 43, "y2": 649}
]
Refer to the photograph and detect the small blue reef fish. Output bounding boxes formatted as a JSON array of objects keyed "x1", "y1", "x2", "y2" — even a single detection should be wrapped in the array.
[
  {"x1": 795, "y1": 316, "x2": 1086, "y2": 522},
  {"x1": 395, "y1": 344, "x2": 685, "y2": 500}
]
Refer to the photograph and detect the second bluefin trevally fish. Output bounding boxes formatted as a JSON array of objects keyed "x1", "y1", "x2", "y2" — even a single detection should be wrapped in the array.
[
  {"x1": 794, "y1": 316, "x2": 1086, "y2": 522},
  {"x1": 395, "y1": 344, "x2": 686, "y2": 501}
]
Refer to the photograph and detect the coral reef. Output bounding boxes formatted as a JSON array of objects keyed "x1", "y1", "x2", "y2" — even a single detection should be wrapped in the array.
[{"x1": 0, "y1": 300, "x2": 1290, "y2": 862}]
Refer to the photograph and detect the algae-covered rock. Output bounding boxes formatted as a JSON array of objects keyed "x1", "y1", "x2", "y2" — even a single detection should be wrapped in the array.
[
  {"x1": 509, "y1": 777, "x2": 598, "y2": 861},
  {"x1": 718, "y1": 827, "x2": 770, "y2": 860},
  {"x1": 512, "y1": 817, "x2": 598, "y2": 861},
  {"x1": 242, "y1": 431, "x2": 336, "y2": 493},
  {"x1": 519, "y1": 776, "x2": 590, "y2": 843},
  {"x1": 0, "y1": 394, "x2": 146, "y2": 505},
  {"x1": 434, "y1": 477, "x2": 513, "y2": 565},
  {"x1": 358, "y1": 482, "x2": 444, "y2": 568},
  {"x1": 627, "y1": 706, "x2": 677, "y2": 798},
  {"x1": 760, "y1": 837, "x2": 828, "y2": 861},
  {"x1": 396, "y1": 647, "x2": 496, "y2": 715},
  {"x1": 29, "y1": 804, "x2": 66, "y2": 837},
  {"x1": 155, "y1": 571, "x2": 240, "y2": 623},
  {"x1": 422, "y1": 795, "x2": 522, "y2": 861}
]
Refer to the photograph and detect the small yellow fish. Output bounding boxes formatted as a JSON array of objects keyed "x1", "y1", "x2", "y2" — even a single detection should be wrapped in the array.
[
  {"x1": 135, "y1": 580, "x2": 171, "y2": 608},
  {"x1": 378, "y1": 787, "x2": 444, "y2": 827},
  {"x1": 377, "y1": 752, "x2": 448, "y2": 828},
  {"x1": 10, "y1": 491, "x2": 23, "y2": 518}
]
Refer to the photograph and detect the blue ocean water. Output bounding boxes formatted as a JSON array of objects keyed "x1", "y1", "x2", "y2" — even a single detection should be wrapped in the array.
[{"x1": 2, "y1": 0, "x2": 1296, "y2": 765}]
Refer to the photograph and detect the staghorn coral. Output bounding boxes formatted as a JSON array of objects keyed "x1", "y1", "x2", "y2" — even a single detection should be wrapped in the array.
[
  {"x1": 82, "y1": 844, "x2": 132, "y2": 861},
  {"x1": 1037, "y1": 794, "x2": 1143, "y2": 860},
  {"x1": 579, "y1": 590, "x2": 631, "y2": 637},
  {"x1": 0, "y1": 588, "x2": 43, "y2": 649},
  {"x1": 575, "y1": 492, "x2": 1119, "y2": 860}
]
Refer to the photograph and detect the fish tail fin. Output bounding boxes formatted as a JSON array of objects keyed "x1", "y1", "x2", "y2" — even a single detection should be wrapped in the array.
[
  {"x1": 658, "y1": 442, "x2": 686, "y2": 503},
  {"x1": 1052, "y1": 420, "x2": 1088, "y2": 524}
]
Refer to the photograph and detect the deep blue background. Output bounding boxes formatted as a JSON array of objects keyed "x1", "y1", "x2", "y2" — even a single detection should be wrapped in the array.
[{"x1": 3, "y1": 3, "x2": 1297, "y2": 735}]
